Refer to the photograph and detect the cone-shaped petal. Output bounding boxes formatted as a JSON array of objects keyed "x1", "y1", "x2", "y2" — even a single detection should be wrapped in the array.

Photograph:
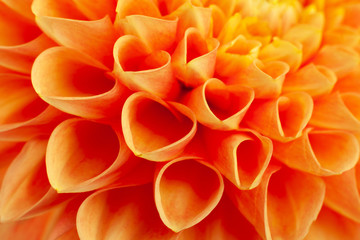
[
  {"x1": 305, "y1": 206, "x2": 360, "y2": 240},
  {"x1": 0, "y1": 74, "x2": 65, "y2": 141},
  {"x1": 124, "y1": 15, "x2": 178, "y2": 51},
  {"x1": 323, "y1": 169, "x2": 360, "y2": 223},
  {"x1": 0, "y1": 34, "x2": 56, "y2": 74},
  {"x1": 215, "y1": 35, "x2": 262, "y2": 77},
  {"x1": 0, "y1": 2, "x2": 40, "y2": 46},
  {"x1": 203, "y1": 128, "x2": 272, "y2": 189},
  {"x1": 122, "y1": 92, "x2": 197, "y2": 161},
  {"x1": 226, "y1": 60, "x2": 289, "y2": 99},
  {"x1": 283, "y1": 64, "x2": 337, "y2": 97},
  {"x1": 113, "y1": 35, "x2": 179, "y2": 99},
  {"x1": 77, "y1": 184, "x2": 177, "y2": 240},
  {"x1": 33, "y1": 14, "x2": 116, "y2": 67},
  {"x1": 32, "y1": 47, "x2": 130, "y2": 120},
  {"x1": 273, "y1": 128, "x2": 359, "y2": 176},
  {"x1": 182, "y1": 78, "x2": 254, "y2": 130},
  {"x1": 171, "y1": 28, "x2": 219, "y2": 87},
  {"x1": 228, "y1": 165, "x2": 325, "y2": 240},
  {"x1": 245, "y1": 92, "x2": 313, "y2": 142},
  {"x1": 310, "y1": 92, "x2": 360, "y2": 132},
  {"x1": 0, "y1": 138, "x2": 62, "y2": 221},
  {"x1": 154, "y1": 158, "x2": 224, "y2": 232},
  {"x1": 259, "y1": 37, "x2": 303, "y2": 72},
  {"x1": 178, "y1": 194, "x2": 260, "y2": 240},
  {"x1": 46, "y1": 118, "x2": 137, "y2": 193},
  {"x1": 313, "y1": 45, "x2": 359, "y2": 78}
]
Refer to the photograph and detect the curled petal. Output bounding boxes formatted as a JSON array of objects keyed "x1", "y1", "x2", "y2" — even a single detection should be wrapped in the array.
[
  {"x1": 33, "y1": 15, "x2": 117, "y2": 67},
  {"x1": 46, "y1": 118, "x2": 137, "y2": 193},
  {"x1": 172, "y1": 28, "x2": 219, "y2": 87},
  {"x1": 72, "y1": 0, "x2": 117, "y2": 20},
  {"x1": 113, "y1": 35, "x2": 179, "y2": 99},
  {"x1": 32, "y1": 47, "x2": 130, "y2": 119},
  {"x1": 283, "y1": 23, "x2": 322, "y2": 63},
  {"x1": 259, "y1": 37, "x2": 303, "y2": 72},
  {"x1": 226, "y1": 60, "x2": 289, "y2": 99},
  {"x1": 116, "y1": 0, "x2": 161, "y2": 19},
  {"x1": 203, "y1": 128, "x2": 272, "y2": 190},
  {"x1": 0, "y1": 138, "x2": 67, "y2": 221},
  {"x1": 273, "y1": 128, "x2": 359, "y2": 176},
  {"x1": 0, "y1": 2, "x2": 40, "y2": 46},
  {"x1": 182, "y1": 78, "x2": 254, "y2": 130},
  {"x1": 124, "y1": 15, "x2": 178, "y2": 51},
  {"x1": 283, "y1": 63, "x2": 337, "y2": 97},
  {"x1": 178, "y1": 194, "x2": 260, "y2": 240},
  {"x1": 154, "y1": 158, "x2": 224, "y2": 232},
  {"x1": 215, "y1": 35, "x2": 262, "y2": 77},
  {"x1": 228, "y1": 166, "x2": 325, "y2": 240},
  {"x1": 244, "y1": 92, "x2": 314, "y2": 142},
  {"x1": 0, "y1": 34, "x2": 56, "y2": 74},
  {"x1": 323, "y1": 169, "x2": 360, "y2": 223},
  {"x1": 209, "y1": 4, "x2": 226, "y2": 37},
  {"x1": 313, "y1": 45, "x2": 359, "y2": 79},
  {"x1": 310, "y1": 92, "x2": 360, "y2": 132},
  {"x1": 305, "y1": 206, "x2": 360, "y2": 240},
  {"x1": 77, "y1": 185, "x2": 177, "y2": 240},
  {"x1": 122, "y1": 92, "x2": 197, "y2": 161},
  {"x1": 0, "y1": 74, "x2": 65, "y2": 141}
]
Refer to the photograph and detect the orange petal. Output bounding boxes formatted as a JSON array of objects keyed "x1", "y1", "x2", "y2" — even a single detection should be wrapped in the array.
[
  {"x1": 244, "y1": 92, "x2": 313, "y2": 142},
  {"x1": 313, "y1": 45, "x2": 359, "y2": 79},
  {"x1": 334, "y1": 67, "x2": 360, "y2": 94},
  {"x1": 273, "y1": 128, "x2": 359, "y2": 176},
  {"x1": 31, "y1": 0, "x2": 86, "y2": 19},
  {"x1": 323, "y1": 25, "x2": 360, "y2": 47},
  {"x1": 182, "y1": 78, "x2": 254, "y2": 130},
  {"x1": 259, "y1": 37, "x2": 303, "y2": 72},
  {"x1": 305, "y1": 206, "x2": 360, "y2": 240},
  {"x1": 225, "y1": 59, "x2": 289, "y2": 99},
  {"x1": 33, "y1": 15, "x2": 116, "y2": 67},
  {"x1": 116, "y1": 0, "x2": 161, "y2": 19},
  {"x1": 215, "y1": 35, "x2": 262, "y2": 77},
  {"x1": 323, "y1": 168, "x2": 360, "y2": 223},
  {"x1": 113, "y1": 35, "x2": 179, "y2": 99},
  {"x1": 0, "y1": 2, "x2": 40, "y2": 46},
  {"x1": 32, "y1": 47, "x2": 130, "y2": 120},
  {"x1": 203, "y1": 128, "x2": 272, "y2": 190},
  {"x1": 208, "y1": 4, "x2": 226, "y2": 38},
  {"x1": 122, "y1": 92, "x2": 197, "y2": 161},
  {"x1": 77, "y1": 184, "x2": 177, "y2": 240},
  {"x1": 283, "y1": 63, "x2": 337, "y2": 97},
  {"x1": 228, "y1": 165, "x2": 325, "y2": 240},
  {"x1": 124, "y1": 15, "x2": 178, "y2": 51},
  {"x1": 2, "y1": 0, "x2": 34, "y2": 21},
  {"x1": 0, "y1": 73, "x2": 65, "y2": 141},
  {"x1": 171, "y1": 27, "x2": 219, "y2": 87},
  {"x1": 178, "y1": 194, "x2": 260, "y2": 240},
  {"x1": 283, "y1": 23, "x2": 322, "y2": 63},
  {"x1": 0, "y1": 138, "x2": 63, "y2": 221},
  {"x1": 0, "y1": 142, "x2": 24, "y2": 186},
  {"x1": 0, "y1": 34, "x2": 56, "y2": 74},
  {"x1": 154, "y1": 158, "x2": 224, "y2": 232},
  {"x1": 342, "y1": 2, "x2": 360, "y2": 28},
  {"x1": 72, "y1": 0, "x2": 117, "y2": 20},
  {"x1": 46, "y1": 118, "x2": 137, "y2": 193},
  {"x1": 310, "y1": 92, "x2": 360, "y2": 132}
]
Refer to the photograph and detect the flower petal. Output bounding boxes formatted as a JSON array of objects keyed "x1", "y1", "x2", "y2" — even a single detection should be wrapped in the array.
[
  {"x1": 154, "y1": 158, "x2": 224, "y2": 232},
  {"x1": 122, "y1": 92, "x2": 197, "y2": 161}
]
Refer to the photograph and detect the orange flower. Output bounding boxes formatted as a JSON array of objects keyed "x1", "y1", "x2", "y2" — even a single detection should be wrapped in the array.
[{"x1": 1, "y1": 0, "x2": 360, "y2": 239}]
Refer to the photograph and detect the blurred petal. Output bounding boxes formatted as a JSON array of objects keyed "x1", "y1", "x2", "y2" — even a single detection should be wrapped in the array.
[
  {"x1": 46, "y1": 118, "x2": 137, "y2": 193},
  {"x1": 154, "y1": 158, "x2": 224, "y2": 232},
  {"x1": 116, "y1": 0, "x2": 161, "y2": 19},
  {"x1": 77, "y1": 184, "x2": 178, "y2": 240},
  {"x1": 244, "y1": 92, "x2": 313, "y2": 142},
  {"x1": 273, "y1": 128, "x2": 359, "y2": 176},
  {"x1": 228, "y1": 166, "x2": 325, "y2": 240},
  {"x1": 113, "y1": 35, "x2": 179, "y2": 99},
  {"x1": 32, "y1": 47, "x2": 130, "y2": 119},
  {"x1": 203, "y1": 128, "x2": 272, "y2": 190},
  {"x1": 122, "y1": 92, "x2": 197, "y2": 161},
  {"x1": 182, "y1": 78, "x2": 254, "y2": 130},
  {"x1": 172, "y1": 28, "x2": 219, "y2": 87}
]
